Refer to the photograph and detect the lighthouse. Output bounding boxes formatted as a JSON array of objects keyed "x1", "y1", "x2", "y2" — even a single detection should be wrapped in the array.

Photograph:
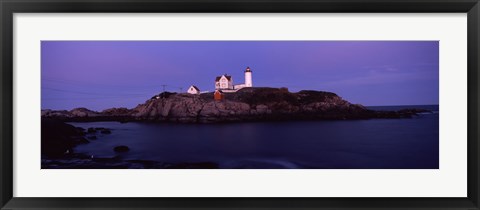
[{"x1": 245, "y1": 66, "x2": 253, "y2": 87}]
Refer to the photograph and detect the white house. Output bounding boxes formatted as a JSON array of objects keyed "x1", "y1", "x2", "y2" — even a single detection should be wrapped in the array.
[
  {"x1": 215, "y1": 75, "x2": 234, "y2": 90},
  {"x1": 187, "y1": 85, "x2": 200, "y2": 94}
]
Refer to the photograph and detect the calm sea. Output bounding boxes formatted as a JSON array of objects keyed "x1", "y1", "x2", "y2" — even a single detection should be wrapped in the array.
[{"x1": 68, "y1": 105, "x2": 439, "y2": 169}]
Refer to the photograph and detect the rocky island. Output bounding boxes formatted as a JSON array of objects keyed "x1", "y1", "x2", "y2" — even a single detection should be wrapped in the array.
[{"x1": 42, "y1": 87, "x2": 429, "y2": 123}]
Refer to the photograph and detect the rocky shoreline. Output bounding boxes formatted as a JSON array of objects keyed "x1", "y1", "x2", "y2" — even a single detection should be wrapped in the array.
[
  {"x1": 41, "y1": 88, "x2": 433, "y2": 168},
  {"x1": 42, "y1": 87, "x2": 431, "y2": 123},
  {"x1": 41, "y1": 118, "x2": 221, "y2": 169}
]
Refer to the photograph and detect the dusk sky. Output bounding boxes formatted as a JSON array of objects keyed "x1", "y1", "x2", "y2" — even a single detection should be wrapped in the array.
[{"x1": 42, "y1": 41, "x2": 439, "y2": 111}]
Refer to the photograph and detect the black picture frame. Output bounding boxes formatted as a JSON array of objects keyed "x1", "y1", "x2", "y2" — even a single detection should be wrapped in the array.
[{"x1": 1, "y1": 0, "x2": 479, "y2": 209}]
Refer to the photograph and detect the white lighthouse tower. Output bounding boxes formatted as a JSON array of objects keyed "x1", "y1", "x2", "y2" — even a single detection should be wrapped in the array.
[{"x1": 245, "y1": 66, "x2": 253, "y2": 87}]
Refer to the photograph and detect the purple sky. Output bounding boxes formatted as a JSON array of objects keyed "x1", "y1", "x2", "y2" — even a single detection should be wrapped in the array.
[{"x1": 42, "y1": 41, "x2": 439, "y2": 111}]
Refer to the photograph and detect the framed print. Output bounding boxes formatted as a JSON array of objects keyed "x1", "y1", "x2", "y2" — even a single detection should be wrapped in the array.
[{"x1": 1, "y1": 0, "x2": 479, "y2": 209}]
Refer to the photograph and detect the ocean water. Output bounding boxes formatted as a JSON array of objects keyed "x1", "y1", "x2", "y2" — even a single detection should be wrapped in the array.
[{"x1": 68, "y1": 105, "x2": 439, "y2": 169}]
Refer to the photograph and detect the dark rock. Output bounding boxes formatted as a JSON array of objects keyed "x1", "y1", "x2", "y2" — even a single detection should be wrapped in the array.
[
  {"x1": 150, "y1": 91, "x2": 177, "y2": 100},
  {"x1": 75, "y1": 127, "x2": 85, "y2": 132},
  {"x1": 159, "y1": 91, "x2": 176, "y2": 99},
  {"x1": 101, "y1": 107, "x2": 132, "y2": 116},
  {"x1": 41, "y1": 109, "x2": 71, "y2": 118},
  {"x1": 87, "y1": 135, "x2": 97, "y2": 140},
  {"x1": 70, "y1": 107, "x2": 99, "y2": 117},
  {"x1": 114, "y1": 145, "x2": 130, "y2": 152},
  {"x1": 71, "y1": 137, "x2": 89, "y2": 144},
  {"x1": 87, "y1": 127, "x2": 96, "y2": 133},
  {"x1": 41, "y1": 119, "x2": 88, "y2": 158}
]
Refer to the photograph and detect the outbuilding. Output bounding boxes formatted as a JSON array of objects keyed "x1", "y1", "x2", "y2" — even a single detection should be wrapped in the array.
[
  {"x1": 214, "y1": 90, "x2": 224, "y2": 101},
  {"x1": 187, "y1": 85, "x2": 200, "y2": 94}
]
